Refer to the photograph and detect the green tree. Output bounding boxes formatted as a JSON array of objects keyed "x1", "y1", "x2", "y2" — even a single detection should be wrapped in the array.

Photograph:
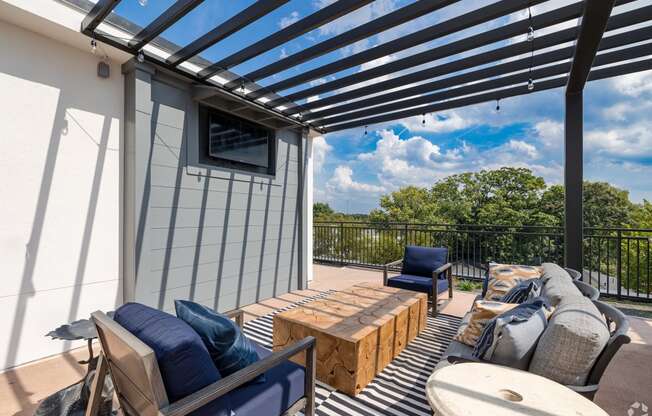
[
  {"x1": 369, "y1": 186, "x2": 442, "y2": 223},
  {"x1": 313, "y1": 202, "x2": 334, "y2": 219}
]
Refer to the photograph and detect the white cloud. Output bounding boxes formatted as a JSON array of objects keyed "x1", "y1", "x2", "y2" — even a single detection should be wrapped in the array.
[
  {"x1": 315, "y1": 0, "x2": 398, "y2": 36},
  {"x1": 326, "y1": 165, "x2": 385, "y2": 193},
  {"x1": 279, "y1": 11, "x2": 300, "y2": 29},
  {"x1": 398, "y1": 111, "x2": 471, "y2": 133},
  {"x1": 312, "y1": 135, "x2": 332, "y2": 173},
  {"x1": 586, "y1": 124, "x2": 652, "y2": 159},
  {"x1": 533, "y1": 120, "x2": 563, "y2": 148},
  {"x1": 610, "y1": 70, "x2": 652, "y2": 98}
]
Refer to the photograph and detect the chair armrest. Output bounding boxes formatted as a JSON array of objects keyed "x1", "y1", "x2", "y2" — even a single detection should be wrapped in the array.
[
  {"x1": 433, "y1": 262, "x2": 453, "y2": 276},
  {"x1": 222, "y1": 309, "x2": 244, "y2": 328},
  {"x1": 160, "y1": 336, "x2": 317, "y2": 416},
  {"x1": 383, "y1": 258, "x2": 403, "y2": 285}
]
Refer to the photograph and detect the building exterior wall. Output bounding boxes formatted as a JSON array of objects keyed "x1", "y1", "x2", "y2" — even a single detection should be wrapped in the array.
[
  {"x1": 122, "y1": 64, "x2": 309, "y2": 314},
  {"x1": 0, "y1": 19, "x2": 123, "y2": 370}
]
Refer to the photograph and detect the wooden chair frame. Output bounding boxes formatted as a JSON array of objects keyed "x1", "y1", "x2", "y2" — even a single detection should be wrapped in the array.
[
  {"x1": 86, "y1": 309, "x2": 316, "y2": 416},
  {"x1": 383, "y1": 257, "x2": 454, "y2": 317}
]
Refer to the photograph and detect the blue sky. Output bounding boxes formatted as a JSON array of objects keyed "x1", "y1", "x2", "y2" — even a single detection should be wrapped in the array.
[{"x1": 114, "y1": 0, "x2": 652, "y2": 213}]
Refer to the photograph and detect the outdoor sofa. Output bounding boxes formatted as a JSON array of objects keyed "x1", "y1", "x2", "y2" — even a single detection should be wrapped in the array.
[
  {"x1": 438, "y1": 262, "x2": 630, "y2": 400},
  {"x1": 87, "y1": 304, "x2": 316, "y2": 416}
]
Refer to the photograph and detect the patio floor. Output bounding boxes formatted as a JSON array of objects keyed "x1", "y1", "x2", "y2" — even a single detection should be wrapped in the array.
[{"x1": 1, "y1": 264, "x2": 651, "y2": 416}]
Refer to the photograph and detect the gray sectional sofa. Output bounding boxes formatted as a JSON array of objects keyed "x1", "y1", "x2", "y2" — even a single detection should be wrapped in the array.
[{"x1": 438, "y1": 263, "x2": 631, "y2": 400}]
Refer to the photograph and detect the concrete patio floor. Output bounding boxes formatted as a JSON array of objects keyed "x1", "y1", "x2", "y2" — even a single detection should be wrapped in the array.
[{"x1": 1, "y1": 264, "x2": 651, "y2": 416}]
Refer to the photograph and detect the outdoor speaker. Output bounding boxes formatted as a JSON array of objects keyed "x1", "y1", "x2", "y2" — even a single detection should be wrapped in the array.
[{"x1": 97, "y1": 61, "x2": 110, "y2": 79}]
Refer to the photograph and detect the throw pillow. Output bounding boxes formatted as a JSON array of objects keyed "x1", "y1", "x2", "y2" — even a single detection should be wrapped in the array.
[
  {"x1": 175, "y1": 300, "x2": 265, "y2": 383},
  {"x1": 454, "y1": 300, "x2": 518, "y2": 347},
  {"x1": 484, "y1": 264, "x2": 543, "y2": 301},
  {"x1": 501, "y1": 279, "x2": 542, "y2": 304},
  {"x1": 473, "y1": 298, "x2": 554, "y2": 370}
]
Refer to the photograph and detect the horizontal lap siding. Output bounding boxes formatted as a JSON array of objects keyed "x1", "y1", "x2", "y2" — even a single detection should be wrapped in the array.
[{"x1": 126, "y1": 71, "x2": 302, "y2": 313}]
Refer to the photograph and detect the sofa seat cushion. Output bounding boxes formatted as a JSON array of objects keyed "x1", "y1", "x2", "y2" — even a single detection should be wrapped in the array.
[
  {"x1": 529, "y1": 296, "x2": 610, "y2": 386},
  {"x1": 401, "y1": 246, "x2": 447, "y2": 277},
  {"x1": 541, "y1": 265, "x2": 582, "y2": 306},
  {"x1": 113, "y1": 303, "x2": 231, "y2": 415},
  {"x1": 485, "y1": 264, "x2": 542, "y2": 301},
  {"x1": 227, "y1": 342, "x2": 305, "y2": 416},
  {"x1": 473, "y1": 298, "x2": 553, "y2": 370},
  {"x1": 454, "y1": 301, "x2": 518, "y2": 347},
  {"x1": 386, "y1": 274, "x2": 448, "y2": 294},
  {"x1": 175, "y1": 300, "x2": 264, "y2": 383}
]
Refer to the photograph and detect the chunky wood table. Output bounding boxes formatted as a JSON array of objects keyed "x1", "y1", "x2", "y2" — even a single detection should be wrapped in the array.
[
  {"x1": 273, "y1": 283, "x2": 428, "y2": 396},
  {"x1": 426, "y1": 363, "x2": 610, "y2": 416}
]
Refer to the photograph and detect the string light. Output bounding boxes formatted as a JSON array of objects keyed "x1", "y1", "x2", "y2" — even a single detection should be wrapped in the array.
[
  {"x1": 526, "y1": 2, "x2": 535, "y2": 91},
  {"x1": 364, "y1": 125, "x2": 368, "y2": 135},
  {"x1": 240, "y1": 80, "x2": 246, "y2": 95},
  {"x1": 422, "y1": 113, "x2": 426, "y2": 125},
  {"x1": 137, "y1": 50, "x2": 145, "y2": 63},
  {"x1": 495, "y1": 99, "x2": 501, "y2": 112},
  {"x1": 90, "y1": 38, "x2": 97, "y2": 55}
]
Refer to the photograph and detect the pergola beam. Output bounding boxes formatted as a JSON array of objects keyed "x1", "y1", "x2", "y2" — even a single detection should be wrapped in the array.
[
  {"x1": 80, "y1": 0, "x2": 121, "y2": 33},
  {"x1": 322, "y1": 58, "x2": 652, "y2": 132},
  {"x1": 314, "y1": 42, "x2": 652, "y2": 126},
  {"x1": 197, "y1": 0, "x2": 374, "y2": 79},
  {"x1": 291, "y1": 8, "x2": 652, "y2": 118},
  {"x1": 128, "y1": 0, "x2": 204, "y2": 51},
  {"x1": 233, "y1": 0, "x2": 458, "y2": 85},
  {"x1": 166, "y1": 0, "x2": 291, "y2": 66},
  {"x1": 257, "y1": 0, "x2": 552, "y2": 98},
  {"x1": 564, "y1": 0, "x2": 617, "y2": 274}
]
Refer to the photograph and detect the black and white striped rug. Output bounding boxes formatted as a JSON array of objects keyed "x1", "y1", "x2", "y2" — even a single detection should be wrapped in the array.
[{"x1": 242, "y1": 291, "x2": 462, "y2": 416}]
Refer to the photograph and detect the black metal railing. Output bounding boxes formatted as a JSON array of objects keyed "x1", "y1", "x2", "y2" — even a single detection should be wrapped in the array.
[{"x1": 313, "y1": 222, "x2": 652, "y2": 301}]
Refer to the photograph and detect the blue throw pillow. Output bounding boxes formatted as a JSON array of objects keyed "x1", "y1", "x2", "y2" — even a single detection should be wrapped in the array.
[
  {"x1": 113, "y1": 303, "x2": 232, "y2": 415},
  {"x1": 175, "y1": 300, "x2": 265, "y2": 383}
]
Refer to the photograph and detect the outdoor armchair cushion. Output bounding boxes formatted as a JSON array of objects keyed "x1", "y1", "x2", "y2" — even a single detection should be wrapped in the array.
[
  {"x1": 227, "y1": 342, "x2": 306, "y2": 416},
  {"x1": 113, "y1": 303, "x2": 232, "y2": 415},
  {"x1": 175, "y1": 300, "x2": 264, "y2": 384},
  {"x1": 529, "y1": 295, "x2": 610, "y2": 386},
  {"x1": 386, "y1": 273, "x2": 449, "y2": 294},
  {"x1": 401, "y1": 246, "x2": 447, "y2": 277}
]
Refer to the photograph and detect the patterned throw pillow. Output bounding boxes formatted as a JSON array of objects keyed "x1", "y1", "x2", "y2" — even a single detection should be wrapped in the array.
[
  {"x1": 501, "y1": 279, "x2": 543, "y2": 304},
  {"x1": 484, "y1": 264, "x2": 543, "y2": 301},
  {"x1": 454, "y1": 300, "x2": 518, "y2": 347}
]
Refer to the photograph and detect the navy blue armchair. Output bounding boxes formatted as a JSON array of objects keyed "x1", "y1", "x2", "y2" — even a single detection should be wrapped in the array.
[
  {"x1": 383, "y1": 246, "x2": 453, "y2": 316},
  {"x1": 88, "y1": 305, "x2": 316, "y2": 416}
]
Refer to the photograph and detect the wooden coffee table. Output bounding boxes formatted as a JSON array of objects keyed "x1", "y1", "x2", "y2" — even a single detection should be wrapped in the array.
[{"x1": 273, "y1": 283, "x2": 427, "y2": 396}]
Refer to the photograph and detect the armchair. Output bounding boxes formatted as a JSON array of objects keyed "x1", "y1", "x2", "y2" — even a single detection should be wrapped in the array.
[
  {"x1": 383, "y1": 246, "x2": 453, "y2": 317},
  {"x1": 86, "y1": 308, "x2": 316, "y2": 416}
]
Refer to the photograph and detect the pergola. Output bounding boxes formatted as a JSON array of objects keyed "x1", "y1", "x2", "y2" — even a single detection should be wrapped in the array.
[{"x1": 77, "y1": 0, "x2": 652, "y2": 272}]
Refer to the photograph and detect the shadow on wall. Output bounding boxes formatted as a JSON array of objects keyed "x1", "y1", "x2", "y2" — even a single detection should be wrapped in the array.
[
  {"x1": 144, "y1": 90, "x2": 302, "y2": 313},
  {"x1": 0, "y1": 25, "x2": 122, "y2": 409}
]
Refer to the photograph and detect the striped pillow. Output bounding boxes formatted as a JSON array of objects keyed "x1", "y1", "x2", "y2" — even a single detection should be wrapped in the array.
[
  {"x1": 454, "y1": 300, "x2": 518, "y2": 347},
  {"x1": 484, "y1": 264, "x2": 543, "y2": 301}
]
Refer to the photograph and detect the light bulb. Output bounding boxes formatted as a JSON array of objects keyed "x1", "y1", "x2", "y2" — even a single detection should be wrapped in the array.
[
  {"x1": 496, "y1": 100, "x2": 500, "y2": 112},
  {"x1": 364, "y1": 126, "x2": 368, "y2": 135},
  {"x1": 422, "y1": 114, "x2": 426, "y2": 125},
  {"x1": 527, "y1": 26, "x2": 535, "y2": 42},
  {"x1": 91, "y1": 39, "x2": 97, "y2": 55},
  {"x1": 138, "y1": 0, "x2": 148, "y2": 6},
  {"x1": 527, "y1": 78, "x2": 535, "y2": 91},
  {"x1": 137, "y1": 50, "x2": 145, "y2": 63}
]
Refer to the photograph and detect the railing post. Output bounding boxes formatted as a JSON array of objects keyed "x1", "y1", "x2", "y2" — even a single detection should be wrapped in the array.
[
  {"x1": 616, "y1": 229, "x2": 622, "y2": 299},
  {"x1": 339, "y1": 222, "x2": 344, "y2": 265},
  {"x1": 404, "y1": 223, "x2": 409, "y2": 246}
]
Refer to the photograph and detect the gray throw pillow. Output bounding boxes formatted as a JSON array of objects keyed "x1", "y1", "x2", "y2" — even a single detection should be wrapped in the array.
[
  {"x1": 541, "y1": 265, "x2": 582, "y2": 306},
  {"x1": 473, "y1": 298, "x2": 552, "y2": 370},
  {"x1": 529, "y1": 295, "x2": 610, "y2": 386}
]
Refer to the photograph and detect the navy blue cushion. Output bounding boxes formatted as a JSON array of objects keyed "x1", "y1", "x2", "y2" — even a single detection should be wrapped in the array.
[
  {"x1": 175, "y1": 300, "x2": 265, "y2": 384},
  {"x1": 227, "y1": 342, "x2": 305, "y2": 416},
  {"x1": 402, "y1": 246, "x2": 447, "y2": 277},
  {"x1": 113, "y1": 303, "x2": 231, "y2": 415},
  {"x1": 387, "y1": 274, "x2": 449, "y2": 294}
]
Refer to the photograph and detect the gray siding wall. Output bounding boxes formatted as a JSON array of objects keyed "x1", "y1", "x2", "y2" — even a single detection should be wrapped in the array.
[{"x1": 123, "y1": 62, "x2": 305, "y2": 313}]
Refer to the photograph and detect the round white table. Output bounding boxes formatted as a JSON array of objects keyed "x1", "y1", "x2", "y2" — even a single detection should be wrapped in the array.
[{"x1": 425, "y1": 363, "x2": 609, "y2": 416}]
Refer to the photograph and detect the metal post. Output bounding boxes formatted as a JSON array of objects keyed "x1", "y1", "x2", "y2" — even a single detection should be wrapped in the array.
[
  {"x1": 617, "y1": 229, "x2": 622, "y2": 299},
  {"x1": 564, "y1": 91, "x2": 583, "y2": 272},
  {"x1": 339, "y1": 222, "x2": 344, "y2": 265}
]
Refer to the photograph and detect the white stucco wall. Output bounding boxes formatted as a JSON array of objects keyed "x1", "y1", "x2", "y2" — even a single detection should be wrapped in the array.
[{"x1": 0, "y1": 17, "x2": 123, "y2": 370}]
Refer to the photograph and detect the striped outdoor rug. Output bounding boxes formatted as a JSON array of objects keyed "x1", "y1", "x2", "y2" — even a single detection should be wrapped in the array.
[{"x1": 242, "y1": 291, "x2": 462, "y2": 416}]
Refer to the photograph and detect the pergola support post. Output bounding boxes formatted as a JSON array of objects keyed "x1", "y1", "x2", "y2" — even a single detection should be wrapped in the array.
[{"x1": 564, "y1": 91, "x2": 583, "y2": 272}]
